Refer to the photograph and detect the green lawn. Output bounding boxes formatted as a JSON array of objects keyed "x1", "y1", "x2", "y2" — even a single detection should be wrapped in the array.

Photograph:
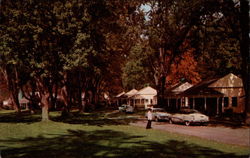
[{"x1": 0, "y1": 110, "x2": 249, "y2": 158}]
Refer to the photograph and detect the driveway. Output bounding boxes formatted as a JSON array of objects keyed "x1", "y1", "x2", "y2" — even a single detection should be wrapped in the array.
[{"x1": 130, "y1": 120, "x2": 250, "y2": 147}]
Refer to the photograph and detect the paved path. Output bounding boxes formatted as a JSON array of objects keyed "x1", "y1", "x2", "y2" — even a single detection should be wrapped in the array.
[{"x1": 130, "y1": 120, "x2": 250, "y2": 147}]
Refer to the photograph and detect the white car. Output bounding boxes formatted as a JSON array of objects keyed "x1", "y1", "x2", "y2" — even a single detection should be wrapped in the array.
[
  {"x1": 145, "y1": 108, "x2": 171, "y2": 122},
  {"x1": 169, "y1": 109, "x2": 209, "y2": 126}
]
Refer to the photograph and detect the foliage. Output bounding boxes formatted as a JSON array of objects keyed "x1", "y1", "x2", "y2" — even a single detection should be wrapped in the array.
[
  {"x1": 0, "y1": 0, "x2": 140, "y2": 118},
  {"x1": 166, "y1": 46, "x2": 201, "y2": 86},
  {"x1": 122, "y1": 43, "x2": 155, "y2": 90},
  {"x1": 193, "y1": 12, "x2": 242, "y2": 79}
]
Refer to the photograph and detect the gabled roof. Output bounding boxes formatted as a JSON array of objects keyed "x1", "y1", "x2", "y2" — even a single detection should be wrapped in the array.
[
  {"x1": 180, "y1": 78, "x2": 223, "y2": 97},
  {"x1": 115, "y1": 91, "x2": 125, "y2": 98},
  {"x1": 135, "y1": 86, "x2": 157, "y2": 95},
  {"x1": 119, "y1": 89, "x2": 138, "y2": 98},
  {"x1": 165, "y1": 82, "x2": 193, "y2": 97},
  {"x1": 208, "y1": 73, "x2": 243, "y2": 88},
  {"x1": 180, "y1": 73, "x2": 243, "y2": 97},
  {"x1": 172, "y1": 82, "x2": 193, "y2": 93},
  {"x1": 19, "y1": 98, "x2": 29, "y2": 104}
]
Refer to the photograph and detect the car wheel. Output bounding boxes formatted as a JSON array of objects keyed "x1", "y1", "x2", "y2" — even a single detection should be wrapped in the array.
[
  {"x1": 202, "y1": 122, "x2": 208, "y2": 126},
  {"x1": 155, "y1": 117, "x2": 159, "y2": 122},
  {"x1": 169, "y1": 119, "x2": 173, "y2": 124},
  {"x1": 185, "y1": 121, "x2": 190, "y2": 126}
]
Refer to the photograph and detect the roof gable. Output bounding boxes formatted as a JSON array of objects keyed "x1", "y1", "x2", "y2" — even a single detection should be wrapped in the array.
[
  {"x1": 181, "y1": 79, "x2": 223, "y2": 96},
  {"x1": 208, "y1": 73, "x2": 243, "y2": 88},
  {"x1": 136, "y1": 86, "x2": 157, "y2": 95},
  {"x1": 125, "y1": 89, "x2": 138, "y2": 97},
  {"x1": 115, "y1": 91, "x2": 125, "y2": 98},
  {"x1": 172, "y1": 82, "x2": 193, "y2": 93}
]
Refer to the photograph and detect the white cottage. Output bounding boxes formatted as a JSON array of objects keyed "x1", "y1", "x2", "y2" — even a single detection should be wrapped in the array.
[
  {"x1": 129, "y1": 86, "x2": 157, "y2": 109},
  {"x1": 115, "y1": 89, "x2": 138, "y2": 106}
]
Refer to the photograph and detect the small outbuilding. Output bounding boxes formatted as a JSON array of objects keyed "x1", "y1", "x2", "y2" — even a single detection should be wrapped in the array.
[
  {"x1": 19, "y1": 98, "x2": 29, "y2": 110},
  {"x1": 115, "y1": 89, "x2": 138, "y2": 106}
]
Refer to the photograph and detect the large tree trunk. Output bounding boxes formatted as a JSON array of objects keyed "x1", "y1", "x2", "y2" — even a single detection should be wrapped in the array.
[
  {"x1": 5, "y1": 65, "x2": 21, "y2": 114},
  {"x1": 11, "y1": 92, "x2": 21, "y2": 113},
  {"x1": 77, "y1": 86, "x2": 84, "y2": 113},
  {"x1": 156, "y1": 48, "x2": 167, "y2": 107},
  {"x1": 48, "y1": 83, "x2": 57, "y2": 111},
  {"x1": 60, "y1": 85, "x2": 72, "y2": 117},
  {"x1": 156, "y1": 76, "x2": 166, "y2": 107},
  {"x1": 240, "y1": 0, "x2": 250, "y2": 124},
  {"x1": 41, "y1": 93, "x2": 50, "y2": 121}
]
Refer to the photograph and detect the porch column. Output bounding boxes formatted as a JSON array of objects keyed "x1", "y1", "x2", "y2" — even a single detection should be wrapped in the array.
[
  {"x1": 193, "y1": 97, "x2": 195, "y2": 109},
  {"x1": 185, "y1": 97, "x2": 188, "y2": 107},
  {"x1": 216, "y1": 97, "x2": 219, "y2": 115},
  {"x1": 229, "y1": 97, "x2": 232, "y2": 108},
  {"x1": 204, "y1": 97, "x2": 207, "y2": 111},
  {"x1": 25, "y1": 103, "x2": 29, "y2": 110},
  {"x1": 221, "y1": 97, "x2": 225, "y2": 113}
]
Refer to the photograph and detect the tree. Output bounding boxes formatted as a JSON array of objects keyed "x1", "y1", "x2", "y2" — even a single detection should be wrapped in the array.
[
  {"x1": 122, "y1": 43, "x2": 155, "y2": 90},
  {"x1": 166, "y1": 45, "x2": 201, "y2": 86},
  {"x1": 0, "y1": 0, "x2": 140, "y2": 120},
  {"x1": 144, "y1": 0, "x2": 211, "y2": 106},
  {"x1": 239, "y1": 0, "x2": 250, "y2": 123}
]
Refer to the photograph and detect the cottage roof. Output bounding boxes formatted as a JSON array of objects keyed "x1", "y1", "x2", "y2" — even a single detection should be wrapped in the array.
[
  {"x1": 115, "y1": 91, "x2": 125, "y2": 98},
  {"x1": 120, "y1": 89, "x2": 138, "y2": 98},
  {"x1": 19, "y1": 98, "x2": 29, "y2": 104},
  {"x1": 180, "y1": 78, "x2": 223, "y2": 97},
  {"x1": 135, "y1": 86, "x2": 157, "y2": 95},
  {"x1": 208, "y1": 73, "x2": 243, "y2": 88},
  {"x1": 165, "y1": 82, "x2": 193, "y2": 97}
]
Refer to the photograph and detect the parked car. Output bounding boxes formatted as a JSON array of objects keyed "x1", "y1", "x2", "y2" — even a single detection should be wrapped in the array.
[
  {"x1": 145, "y1": 108, "x2": 171, "y2": 121},
  {"x1": 118, "y1": 104, "x2": 134, "y2": 113},
  {"x1": 169, "y1": 109, "x2": 209, "y2": 126}
]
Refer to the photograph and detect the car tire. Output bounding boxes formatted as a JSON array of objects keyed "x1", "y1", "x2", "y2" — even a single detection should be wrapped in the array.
[
  {"x1": 202, "y1": 122, "x2": 208, "y2": 126},
  {"x1": 185, "y1": 121, "x2": 190, "y2": 126},
  {"x1": 169, "y1": 119, "x2": 173, "y2": 124},
  {"x1": 155, "y1": 117, "x2": 159, "y2": 122}
]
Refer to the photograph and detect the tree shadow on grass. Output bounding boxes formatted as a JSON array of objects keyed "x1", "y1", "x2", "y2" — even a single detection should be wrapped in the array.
[
  {"x1": 51, "y1": 111, "x2": 140, "y2": 126},
  {"x1": 0, "y1": 129, "x2": 248, "y2": 158},
  {"x1": 0, "y1": 110, "x2": 139, "y2": 126},
  {"x1": 0, "y1": 111, "x2": 41, "y2": 123}
]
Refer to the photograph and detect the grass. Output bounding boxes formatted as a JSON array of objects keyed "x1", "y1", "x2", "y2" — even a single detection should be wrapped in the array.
[{"x1": 0, "y1": 110, "x2": 249, "y2": 158}]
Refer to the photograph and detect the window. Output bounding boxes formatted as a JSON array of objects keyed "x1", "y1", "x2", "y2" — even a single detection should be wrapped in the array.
[
  {"x1": 224, "y1": 97, "x2": 229, "y2": 107},
  {"x1": 232, "y1": 97, "x2": 238, "y2": 107},
  {"x1": 141, "y1": 99, "x2": 145, "y2": 104},
  {"x1": 135, "y1": 99, "x2": 139, "y2": 104}
]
